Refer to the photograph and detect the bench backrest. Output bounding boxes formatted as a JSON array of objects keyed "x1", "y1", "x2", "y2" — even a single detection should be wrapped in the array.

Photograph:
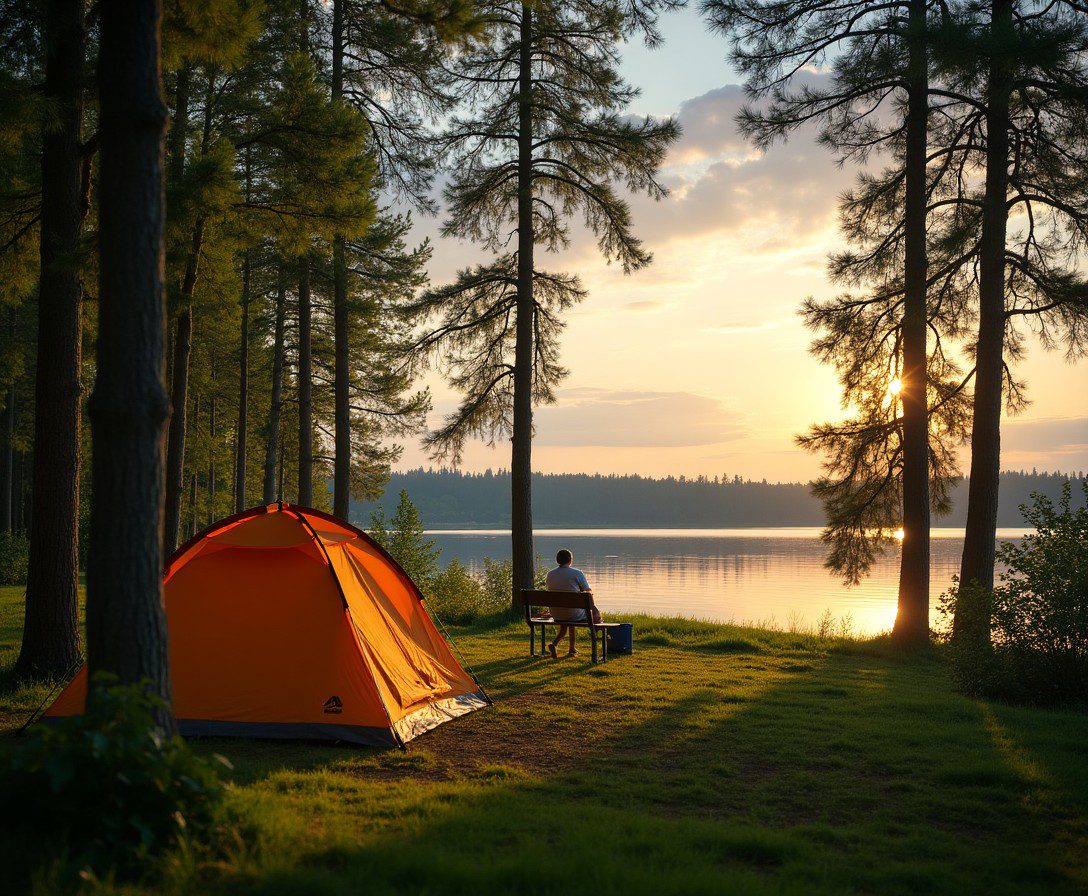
[{"x1": 520, "y1": 589, "x2": 595, "y2": 624}]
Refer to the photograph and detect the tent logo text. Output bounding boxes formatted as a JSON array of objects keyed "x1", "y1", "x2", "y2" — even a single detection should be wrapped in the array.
[{"x1": 323, "y1": 695, "x2": 343, "y2": 714}]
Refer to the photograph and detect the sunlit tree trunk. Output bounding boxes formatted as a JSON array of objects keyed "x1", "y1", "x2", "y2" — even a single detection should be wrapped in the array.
[
  {"x1": 235, "y1": 252, "x2": 250, "y2": 513},
  {"x1": 510, "y1": 1, "x2": 535, "y2": 612},
  {"x1": 17, "y1": 0, "x2": 86, "y2": 678},
  {"x1": 956, "y1": 0, "x2": 1011, "y2": 645},
  {"x1": 262, "y1": 267, "x2": 287, "y2": 504},
  {"x1": 163, "y1": 68, "x2": 208, "y2": 554},
  {"x1": 331, "y1": 0, "x2": 351, "y2": 520},
  {"x1": 88, "y1": 0, "x2": 174, "y2": 730},
  {"x1": 208, "y1": 353, "x2": 216, "y2": 525},
  {"x1": 297, "y1": 257, "x2": 313, "y2": 506},
  {"x1": 893, "y1": 0, "x2": 931, "y2": 647}
]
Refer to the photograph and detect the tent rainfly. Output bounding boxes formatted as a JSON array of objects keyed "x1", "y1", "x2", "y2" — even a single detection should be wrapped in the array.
[{"x1": 42, "y1": 503, "x2": 489, "y2": 747}]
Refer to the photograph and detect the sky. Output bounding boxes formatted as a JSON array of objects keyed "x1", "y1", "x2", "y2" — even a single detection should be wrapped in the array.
[{"x1": 393, "y1": 7, "x2": 1088, "y2": 483}]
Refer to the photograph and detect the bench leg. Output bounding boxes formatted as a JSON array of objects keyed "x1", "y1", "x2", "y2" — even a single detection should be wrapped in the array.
[
  {"x1": 529, "y1": 624, "x2": 534, "y2": 657},
  {"x1": 591, "y1": 629, "x2": 597, "y2": 664}
]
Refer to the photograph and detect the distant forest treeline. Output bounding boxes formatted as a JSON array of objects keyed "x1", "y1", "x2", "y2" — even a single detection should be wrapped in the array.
[{"x1": 351, "y1": 468, "x2": 1086, "y2": 529}]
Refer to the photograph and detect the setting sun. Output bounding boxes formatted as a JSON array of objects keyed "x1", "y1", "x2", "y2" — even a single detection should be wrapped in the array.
[{"x1": 888, "y1": 378, "x2": 903, "y2": 396}]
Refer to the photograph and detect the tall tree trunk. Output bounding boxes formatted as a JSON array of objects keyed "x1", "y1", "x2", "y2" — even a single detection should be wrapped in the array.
[
  {"x1": 163, "y1": 221, "x2": 202, "y2": 554},
  {"x1": 510, "y1": 2, "x2": 535, "y2": 612},
  {"x1": 1, "y1": 307, "x2": 13, "y2": 534},
  {"x1": 12, "y1": 449, "x2": 22, "y2": 532},
  {"x1": 88, "y1": 0, "x2": 174, "y2": 729},
  {"x1": 262, "y1": 266, "x2": 287, "y2": 504},
  {"x1": 234, "y1": 251, "x2": 249, "y2": 512},
  {"x1": 892, "y1": 0, "x2": 931, "y2": 647},
  {"x1": 207, "y1": 354, "x2": 216, "y2": 525},
  {"x1": 1, "y1": 386, "x2": 14, "y2": 534},
  {"x1": 168, "y1": 65, "x2": 190, "y2": 182},
  {"x1": 331, "y1": 0, "x2": 351, "y2": 519},
  {"x1": 17, "y1": 0, "x2": 86, "y2": 678},
  {"x1": 297, "y1": 257, "x2": 313, "y2": 506},
  {"x1": 162, "y1": 66, "x2": 205, "y2": 554},
  {"x1": 332, "y1": 239, "x2": 349, "y2": 517},
  {"x1": 187, "y1": 470, "x2": 197, "y2": 538},
  {"x1": 956, "y1": 0, "x2": 1011, "y2": 645}
]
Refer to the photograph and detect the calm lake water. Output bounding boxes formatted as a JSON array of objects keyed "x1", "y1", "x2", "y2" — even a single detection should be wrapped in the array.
[{"x1": 427, "y1": 528, "x2": 1032, "y2": 636}]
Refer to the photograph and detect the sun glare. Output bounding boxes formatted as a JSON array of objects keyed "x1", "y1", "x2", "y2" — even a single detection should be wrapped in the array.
[
  {"x1": 893, "y1": 528, "x2": 905, "y2": 542},
  {"x1": 888, "y1": 378, "x2": 903, "y2": 396}
]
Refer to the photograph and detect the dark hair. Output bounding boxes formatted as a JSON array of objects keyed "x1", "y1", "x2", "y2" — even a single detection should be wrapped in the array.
[{"x1": 556, "y1": 549, "x2": 573, "y2": 566}]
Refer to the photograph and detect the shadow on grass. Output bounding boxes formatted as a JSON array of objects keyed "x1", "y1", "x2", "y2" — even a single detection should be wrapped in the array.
[{"x1": 236, "y1": 650, "x2": 1088, "y2": 896}]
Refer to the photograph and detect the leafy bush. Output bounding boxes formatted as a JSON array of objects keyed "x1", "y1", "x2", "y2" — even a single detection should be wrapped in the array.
[
  {"x1": 0, "y1": 675, "x2": 230, "y2": 878},
  {"x1": 940, "y1": 482, "x2": 1088, "y2": 704},
  {"x1": 426, "y1": 558, "x2": 510, "y2": 624},
  {"x1": 427, "y1": 559, "x2": 487, "y2": 624},
  {"x1": 0, "y1": 530, "x2": 29, "y2": 585}
]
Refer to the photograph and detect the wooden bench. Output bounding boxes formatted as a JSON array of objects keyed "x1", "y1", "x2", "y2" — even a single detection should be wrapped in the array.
[{"x1": 521, "y1": 590, "x2": 621, "y2": 664}]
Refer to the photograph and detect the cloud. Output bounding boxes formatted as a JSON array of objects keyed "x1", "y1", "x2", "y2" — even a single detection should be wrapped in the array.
[
  {"x1": 1002, "y1": 416, "x2": 1088, "y2": 463},
  {"x1": 702, "y1": 320, "x2": 784, "y2": 335},
  {"x1": 623, "y1": 299, "x2": 671, "y2": 312},
  {"x1": 534, "y1": 387, "x2": 745, "y2": 447},
  {"x1": 623, "y1": 73, "x2": 856, "y2": 252},
  {"x1": 667, "y1": 85, "x2": 752, "y2": 164}
]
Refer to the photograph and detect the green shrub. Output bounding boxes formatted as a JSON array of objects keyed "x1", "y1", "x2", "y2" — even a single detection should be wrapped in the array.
[
  {"x1": 0, "y1": 530, "x2": 29, "y2": 585},
  {"x1": 425, "y1": 556, "x2": 543, "y2": 625},
  {"x1": 941, "y1": 482, "x2": 1088, "y2": 704},
  {"x1": 0, "y1": 675, "x2": 231, "y2": 879},
  {"x1": 428, "y1": 559, "x2": 487, "y2": 624}
]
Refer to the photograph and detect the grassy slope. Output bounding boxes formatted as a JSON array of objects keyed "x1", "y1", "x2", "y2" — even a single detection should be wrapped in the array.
[{"x1": 1, "y1": 585, "x2": 1086, "y2": 895}]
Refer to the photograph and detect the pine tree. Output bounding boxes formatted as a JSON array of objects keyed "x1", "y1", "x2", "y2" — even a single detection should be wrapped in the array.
[
  {"x1": 708, "y1": 0, "x2": 1010, "y2": 643},
  {"x1": 325, "y1": 0, "x2": 465, "y2": 518},
  {"x1": 386, "y1": 488, "x2": 440, "y2": 586},
  {"x1": 16, "y1": 0, "x2": 86, "y2": 676},
  {"x1": 88, "y1": 0, "x2": 174, "y2": 729},
  {"x1": 410, "y1": 0, "x2": 677, "y2": 610},
  {"x1": 929, "y1": 0, "x2": 1088, "y2": 644}
]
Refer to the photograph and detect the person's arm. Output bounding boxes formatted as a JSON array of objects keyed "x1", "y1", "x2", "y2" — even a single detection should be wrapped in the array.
[{"x1": 577, "y1": 569, "x2": 591, "y2": 592}]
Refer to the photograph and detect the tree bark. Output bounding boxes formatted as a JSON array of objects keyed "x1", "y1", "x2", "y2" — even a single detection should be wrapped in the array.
[
  {"x1": 509, "y1": 2, "x2": 535, "y2": 612},
  {"x1": 262, "y1": 266, "x2": 287, "y2": 504},
  {"x1": 163, "y1": 217, "x2": 204, "y2": 555},
  {"x1": 1, "y1": 307, "x2": 14, "y2": 534},
  {"x1": 332, "y1": 239, "x2": 349, "y2": 517},
  {"x1": 168, "y1": 65, "x2": 190, "y2": 182},
  {"x1": 162, "y1": 65, "x2": 203, "y2": 555},
  {"x1": 12, "y1": 449, "x2": 23, "y2": 532},
  {"x1": 892, "y1": 0, "x2": 931, "y2": 647},
  {"x1": 331, "y1": 0, "x2": 351, "y2": 520},
  {"x1": 1, "y1": 384, "x2": 14, "y2": 534},
  {"x1": 88, "y1": 0, "x2": 174, "y2": 729},
  {"x1": 235, "y1": 251, "x2": 250, "y2": 512},
  {"x1": 297, "y1": 257, "x2": 313, "y2": 506},
  {"x1": 207, "y1": 353, "x2": 216, "y2": 525},
  {"x1": 956, "y1": 0, "x2": 1011, "y2": 645},
  {"x1": 17, "y1": 0, "x2": 86, "y2": 678}
]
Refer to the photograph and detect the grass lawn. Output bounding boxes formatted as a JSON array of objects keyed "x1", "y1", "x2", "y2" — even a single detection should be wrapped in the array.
[{"x1": 2, "y1": 583, "x2": 1087, "y2": 895}]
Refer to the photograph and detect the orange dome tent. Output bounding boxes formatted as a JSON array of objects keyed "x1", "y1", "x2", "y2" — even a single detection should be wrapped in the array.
[{"x1": 42, "y1": 504, "x2": 489, "y2": 747}]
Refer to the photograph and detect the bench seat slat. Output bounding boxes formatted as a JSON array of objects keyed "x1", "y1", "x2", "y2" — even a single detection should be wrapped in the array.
[{"x1": 529, "y1": 616, "x2": 620, "y2": 628}]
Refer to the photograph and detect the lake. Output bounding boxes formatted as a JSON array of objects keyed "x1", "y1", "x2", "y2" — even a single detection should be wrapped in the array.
[{"x1": 427, "y1": 528, "x2": 1032, "y2": 636}]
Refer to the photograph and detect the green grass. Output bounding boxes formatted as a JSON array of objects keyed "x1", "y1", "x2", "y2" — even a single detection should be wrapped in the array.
[{"x1": 2, "y1": 585, "x2": 1087, "y2": 894}]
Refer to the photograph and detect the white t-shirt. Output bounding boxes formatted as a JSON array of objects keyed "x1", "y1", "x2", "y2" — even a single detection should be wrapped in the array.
[{"x1": 546, "y1": 565, "x2": 591, "y2": 620}]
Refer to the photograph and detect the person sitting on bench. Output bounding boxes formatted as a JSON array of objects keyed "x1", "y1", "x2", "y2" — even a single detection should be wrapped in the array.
[{"x1": 545, "y1": 549, "x2": 602, "y2": 658}]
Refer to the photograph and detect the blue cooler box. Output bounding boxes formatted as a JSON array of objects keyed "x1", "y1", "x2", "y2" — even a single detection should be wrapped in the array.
[{"x1": 607, "y1": 622, "x2": 633, "y2": 655}]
